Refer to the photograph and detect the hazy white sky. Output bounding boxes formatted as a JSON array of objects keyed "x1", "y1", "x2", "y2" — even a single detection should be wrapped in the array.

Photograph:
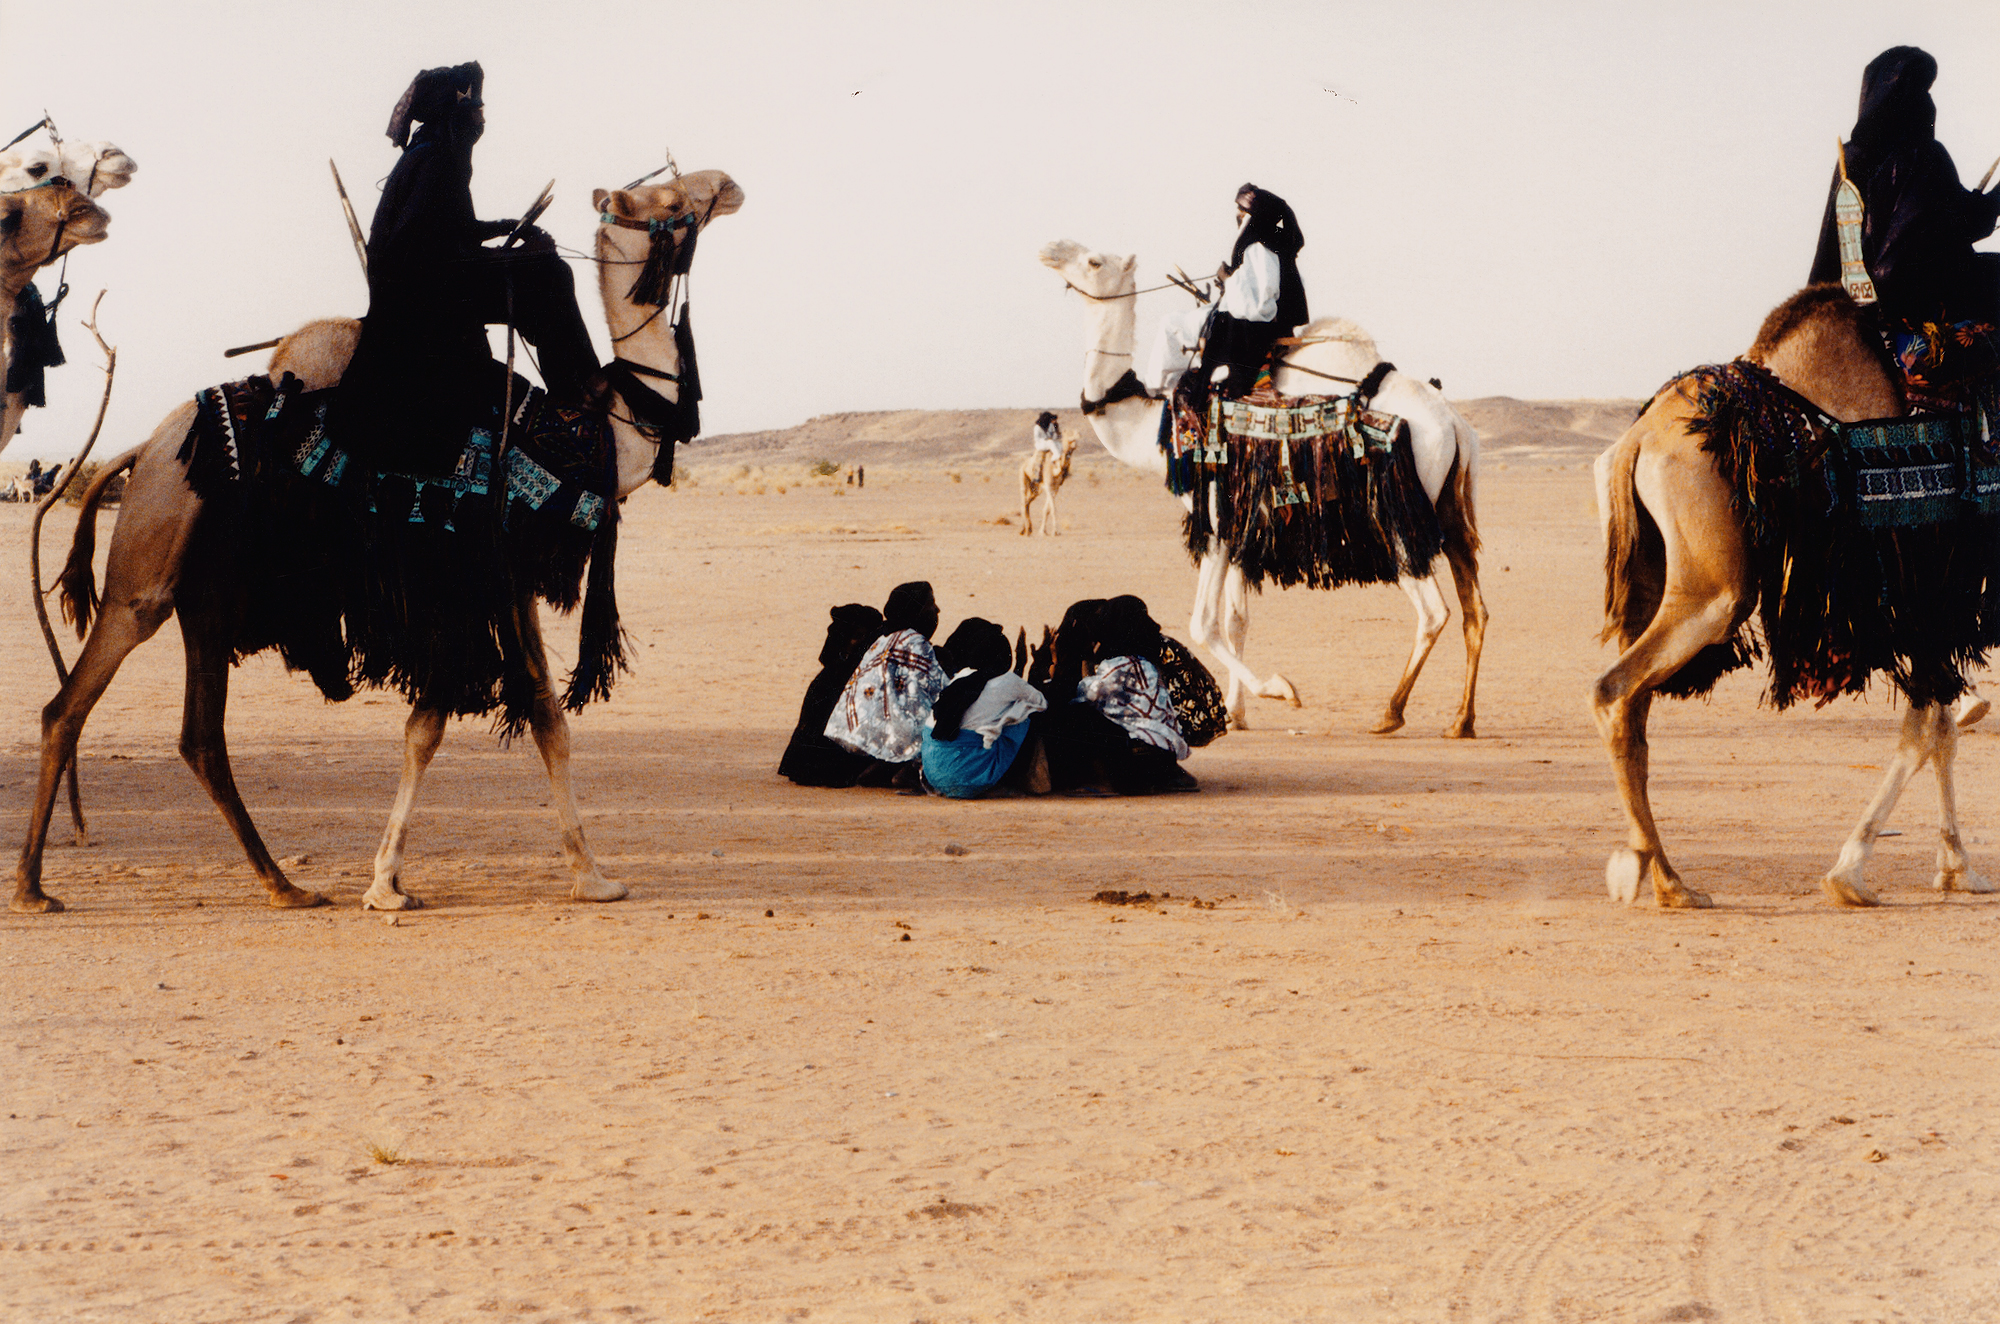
[{"x1": 5, "y1": 0, "x2": 1997, "y2": 460}]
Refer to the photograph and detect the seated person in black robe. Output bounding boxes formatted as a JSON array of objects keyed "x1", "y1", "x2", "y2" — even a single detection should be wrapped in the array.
[
  {"x1": 333, "y1": 61, "x2": 602, "y2": 476},
  {"x1": 1809, "y1": 46, "x2": 2000, "y2": 326}
]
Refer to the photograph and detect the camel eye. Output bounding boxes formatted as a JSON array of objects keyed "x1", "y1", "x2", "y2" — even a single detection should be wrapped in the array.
[{"x1": 1087, "y1": 257, "x2": 1101, "y2": 268}]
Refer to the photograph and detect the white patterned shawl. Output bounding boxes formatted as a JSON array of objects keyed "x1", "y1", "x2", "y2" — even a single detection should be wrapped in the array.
[{"x1": 825, "y1": 628, "x2": 948, "y2": 762}]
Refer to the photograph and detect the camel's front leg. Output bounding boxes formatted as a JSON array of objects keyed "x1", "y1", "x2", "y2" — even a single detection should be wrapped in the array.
[
  {"x1": 1372, "y1": 571, "x2": 1450, "y2": 735},
  {"x1": 1823, "y1": 703, "x2": 1991, "y2": 905},
  {"x1": 364, "y1": 705, "x2": 446, "y2": 911},
  {"x1": 1926, "y1": 706, "x2": 1993, "y2": 894},
  {"x1": 1190, "y1": 552, "x2": 1297, "y2": 728},
  {"x1": 518, "y1": 606, "x2": 626, "y2": 902},
  {"x1": 1039, "y1": 479, "x2": 1057, "y2": 537},
  {"x1": 1019, "y1": 468, "x2": 1036, "y2": 536}
]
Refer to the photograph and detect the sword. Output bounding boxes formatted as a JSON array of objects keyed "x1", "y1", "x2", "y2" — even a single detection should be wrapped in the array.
[
  {"x1": 1978, "y1": 153, "x2": 2000, "y2": 193},
  {"x1": 329, "y1": 159, "x2": 368, "y2": 276}
]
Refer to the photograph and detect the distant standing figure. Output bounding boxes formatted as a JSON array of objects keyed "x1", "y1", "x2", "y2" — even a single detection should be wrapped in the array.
[{"x1": 857, "y1": 465, "x2": 866, "y2": 489}]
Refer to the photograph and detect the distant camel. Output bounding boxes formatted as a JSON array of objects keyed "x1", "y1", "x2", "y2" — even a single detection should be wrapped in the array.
[
  {"x1": 1593, "y1": 284, "x2": 1997, "y2": 908},
  {"x1": 14, "y1": 170, "x2": 744, "y2": 915},
  {"x1": 1019, "y1": 429, "x2": 1077, "y2": 535},
  {"x1": 1039, "y1": 239, "x2": 1486, "y2": 734}
]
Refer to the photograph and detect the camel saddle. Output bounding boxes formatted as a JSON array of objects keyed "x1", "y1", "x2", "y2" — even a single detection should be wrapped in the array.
[{"x1": 1160, "y1": 371, "x2": 1443, "y2": 591}]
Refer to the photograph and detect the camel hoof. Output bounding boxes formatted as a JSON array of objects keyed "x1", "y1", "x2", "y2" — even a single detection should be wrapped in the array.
[
  {"x1": 1657, "y1": 882, "x2": 1713, "y2": 909},
  {"x1": 1369, "y1": 713, "x2": 1406, "y2": 736},
  {"x1": 269, "y1": 885, "x2": 328, "y2": 909},
  {"x1": 1936, "y1": 868, "x2": 1997, "y2": 894},
  {"x1": 10, "y1": 892, "x2": 65, "y2": 914},
  {"x1": 1226, "y1": 712, "x2": 1251, "y2": 731},
  {"x1": 1605, "y1": 849, "x2": 1643, "y2": 904},
  {"x1": 362, "y1": 881, "x2": 422, "y2": 911},
  {"x1": 1955, "y1": 693, "x2": 1990, "y2": 730},
  {"x1": 1259, "y1": 675, "x2": 1302, "y2": 708},
  {"x1": 1443, "y1": 721, "x2": 1476, "y2": 739},
  {"x1": 571, "y1": 875, "x2": 629, "y2": 903},
  {"x1": 1822, "y1": 871, "x2": 1880, "y2": 907}
]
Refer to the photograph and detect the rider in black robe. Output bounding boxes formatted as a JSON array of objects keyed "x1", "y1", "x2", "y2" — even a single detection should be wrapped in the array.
[
  {"x1": 1198, "y1": 183, "x2": 1310, "y2": 394},
  {"x1": 1808, "y1": 46, "x2": 2000, "y2": 324},
  {"x1": 334, "y1": 62, "x2": 601, "y2": 475}
]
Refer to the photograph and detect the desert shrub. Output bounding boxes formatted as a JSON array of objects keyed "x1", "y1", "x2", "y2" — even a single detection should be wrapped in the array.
[{"x1": 808, "y1": 458, "x2": 840, "y2": 478}]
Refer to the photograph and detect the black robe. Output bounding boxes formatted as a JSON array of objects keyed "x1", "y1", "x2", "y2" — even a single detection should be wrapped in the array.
[{"x1": 1809, "y1": 46, "x2": 2000, "y2": 324}]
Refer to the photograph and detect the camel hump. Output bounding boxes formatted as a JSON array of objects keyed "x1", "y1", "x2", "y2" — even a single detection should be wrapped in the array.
[{"x1": 268, "y1": 318, "x2": 363, "y2": 391}]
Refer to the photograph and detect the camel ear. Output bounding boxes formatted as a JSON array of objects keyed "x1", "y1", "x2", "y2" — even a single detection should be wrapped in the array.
[
  {"x1": 596, "y1": 189, "x2": 639, "y2": 220},
  {"x1": 591, "y1": 188, "x2": 610, "y2": 213},
  {"x1": 1122, "y1": 255, "x2": 1137, "y2": 275}
]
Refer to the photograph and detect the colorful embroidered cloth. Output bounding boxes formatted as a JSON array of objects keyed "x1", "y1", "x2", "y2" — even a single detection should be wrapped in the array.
[
  {"x1": 174, "y1": 371, "x2": 625, "y2": 734},
  {"x1": 1161, "y1": 380, "x2": 1443, "y2": 590}
]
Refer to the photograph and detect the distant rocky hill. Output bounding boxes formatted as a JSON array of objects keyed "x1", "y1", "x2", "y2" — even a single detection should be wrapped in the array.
[{"x1": 688, "y1": 396, "x2": 1645, "y2": 470}]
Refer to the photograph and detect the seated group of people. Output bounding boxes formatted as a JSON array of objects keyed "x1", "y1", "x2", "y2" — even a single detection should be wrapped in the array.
[{"x1": 778, "y1": 582, "x2": 1199, "y2": 799}]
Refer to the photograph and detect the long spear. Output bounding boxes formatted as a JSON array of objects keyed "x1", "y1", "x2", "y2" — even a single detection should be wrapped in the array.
[
  {"x1": 1978, "y1": 153, "x2": 2000, "y2": 193},
  {"x1": 329, "y1": 158, "x2": 368, "y2": 276}
]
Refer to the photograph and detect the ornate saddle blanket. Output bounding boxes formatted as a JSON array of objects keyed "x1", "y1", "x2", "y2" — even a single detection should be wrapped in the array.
[
  {"x1": 1653, "y1": 358, "x2": 2000, "y2": 709},
  {"x1": 1161, "y1": 378, "x2": 1443, "y2": 590},
  {"x1": 1885, "y1": 318, "x2": 2000, "y2": 418},
  {"x1": 176, "y1": 372, "x2": 626, "y2": 734}
]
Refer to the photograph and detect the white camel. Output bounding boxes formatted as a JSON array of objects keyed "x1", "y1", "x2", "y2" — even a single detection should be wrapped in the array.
[
  {"x1": 13, "y1": 170, "x2": 744, "y2": 915},
  {"x1": 1039, "y1": 240, "x2": 1487, "y2": 734},
  {"x1": 1019, "y1": 428, "x2": 1077, "y2": 535},
  {"x1": 1, "y1": 139, "x2": 136, "y2": 459}
]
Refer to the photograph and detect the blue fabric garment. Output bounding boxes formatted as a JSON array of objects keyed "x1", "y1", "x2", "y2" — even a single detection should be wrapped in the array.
[{"x1": 920, "y1": 721, "x2": 1029, "y2": 799}]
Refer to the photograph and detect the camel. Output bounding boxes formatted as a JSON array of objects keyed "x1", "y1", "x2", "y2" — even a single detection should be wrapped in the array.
[
  {"x1": 1592, "y1": 284, "x2": 1997, "y2": 909},
  {"x1": 1018, "y1": 428, "x2": 1077, "y2": 535},
  {"x1": 13, "y1": 169, "x2": 745, "y2": 915},
  {"x1": 1038, "y1": 240, "x2": 1487, "y2": 734},
  {"x1": 0, "y1": 140, "x2": 136, "y2": 458}
]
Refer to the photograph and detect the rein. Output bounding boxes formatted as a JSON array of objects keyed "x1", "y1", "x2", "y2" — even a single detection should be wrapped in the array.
[{"x1": 1065, "y1": 278, "x2": 1200, "y2": 302}]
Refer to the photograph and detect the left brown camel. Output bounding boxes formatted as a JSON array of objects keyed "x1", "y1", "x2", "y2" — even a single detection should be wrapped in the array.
[{"x1": 13, "y1": 170, "x2": 745, "y2": 914}]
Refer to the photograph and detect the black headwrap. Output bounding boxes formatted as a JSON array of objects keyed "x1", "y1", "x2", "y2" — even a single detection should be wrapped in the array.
[
  {"x1": 881, "y1": 581, "x2": 939, "y2": 637},
  {"x1": 930, "y1": 618, "x2": 1012, "y2": 741},
  {"x1": 1091, "y1": 595, "x2": 1166, "y2": 667},
  {"x1": 1808, "y1": 47, "x2": 2000, "y2": 321},
  {"x1": 1228, "y1": 185, "x2": 1309, "y2": 329},
  {"x1": 386, "y1": 62, "x2": 486, "y2": 149},
  {"x1": 1035, "y1": 410, "x2": 1059, "y2": 431}
]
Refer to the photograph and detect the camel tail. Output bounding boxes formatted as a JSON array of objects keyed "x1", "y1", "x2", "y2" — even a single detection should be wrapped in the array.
[
  {"x1": 1597, "y1": 429, "x2": 1650, "y2": 646},
  {"x1": 57, "y1": 445, "x2": 139, "y2": 638}
]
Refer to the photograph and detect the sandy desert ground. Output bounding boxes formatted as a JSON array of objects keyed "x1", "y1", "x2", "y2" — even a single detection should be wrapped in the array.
[{"x1": 4, "y1": 422, "x2": 2000, "y2": 1323}]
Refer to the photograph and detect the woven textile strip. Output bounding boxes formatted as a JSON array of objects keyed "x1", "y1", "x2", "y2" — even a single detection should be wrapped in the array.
[
  {"x1": 1651, "y1": 359, "x2": 2000, "y2": 709},
  {"x1": 1162, "y1": 384, "x2": 1442, "y2": 590}
]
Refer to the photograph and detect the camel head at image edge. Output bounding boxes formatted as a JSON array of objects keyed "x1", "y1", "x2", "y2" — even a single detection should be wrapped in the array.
[
  {"x1": 1038, "y1": 240, "x2": 1136, "y2": 299},
  {"x1": 0, "y1": 181, "x2": 110, "y2": 283}
]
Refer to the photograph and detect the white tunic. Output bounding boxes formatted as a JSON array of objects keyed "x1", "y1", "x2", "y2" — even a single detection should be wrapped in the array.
[
  {"x1": 1031, "y1": 422, "x2": 1062, "y2": 456},
  {"x1": 1146, "y1": 243, "x2": 1284, "y2": 392}
]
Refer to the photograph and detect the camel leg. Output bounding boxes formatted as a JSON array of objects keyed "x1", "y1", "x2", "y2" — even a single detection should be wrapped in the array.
[
  {"x1": 13, "y1": 601, "x2": 165, "y2": 912},
  {"x1": 1019, "y1": 467, "x2": 1036, "y2": 536},
  {"x1": 1591, "y1": 593, "x2": 1743, "y2": 910},
  {"x1": 1372, "y1": 571, "x2": 1449, "y2": 735},
  {"x1": 517, "y1": 604, "x2": 626, "y2": 902},
  {"x1": 1925, "y1": 707, "x2": 1994, "y2": 894},
  {"x1": 1440, "y1": 532, "x2": 1488, "y2": 739},
  {"x1": 1190, "y1": 553, "x2": 1298, "y2": 729},
  {"x1": 363, "y1": 705, "x2": 446, "y2": 911},
  {"x1": 178, "y1": 612, "x2": 325, "y2": 908},
  {"x1": 1823, "y1": 703, "x2": 1993, "y2": 905},
  {"x1": 1953, "y1": 690, "x2": 1989, "y2": 729}
]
